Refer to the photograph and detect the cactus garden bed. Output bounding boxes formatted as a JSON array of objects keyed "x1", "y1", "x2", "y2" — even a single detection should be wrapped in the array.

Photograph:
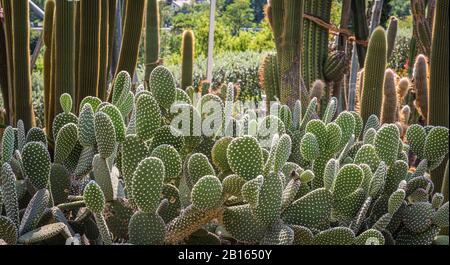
[{"x1": 0, "y1": 0, "x2": 449, "y2": 246}]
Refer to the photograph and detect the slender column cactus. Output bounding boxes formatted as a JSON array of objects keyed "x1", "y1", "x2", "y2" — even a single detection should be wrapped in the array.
[
  {"x1": 181, "y1": 30, "x2": 194, "y2": 90},
  {"x1": 98, "y1": 0, "x2": 110, "y2": 101},
  {"x1": 279, "y1": 0, "x2": 306, "y2": 110},
  {"x1": 428, "y1": 0, "x2": 449, "y2": 128},
  {"x1": 0, "y1": 6, "x2": 10, "y2": 123},
  {"x1": 144, "y1": 0, "x2": 160, "y2": 85},
  {"x1": 10, "y1": 0, "x2": 35, "y2": 130},
  {"x1": 413, "y1": 55, "x2": 428, "y2": 121},
  {"x1": 115, "y1": 0, "x2": 146, "y2": 78},
  {"x1": 1, "y1": 0, "x2": 14, "y2": 122},
  {"x1": 107, "y1": 0, "x2": 117, "y2": 82},
  {"x1": 386, "y1": 16, "x2": 398, "y2": 60},
  {"x1": 351, "y1": 0, "x2": 369, "y2": 66},
  {"x1": 428, "y1": 0, "x2": 449, "y2": 193},
  {"x1": 43, "y1": 0, "x2": 55, "y2": 135},
  {"x1": 302, "y1": 0, "x2": 332, "y2": 90},
  {"x1": 54, "y1": 0, "x2": 76, "y2": 115},
  {"x1": 380, "y1": 69, "x2": 397, "y2": 124},
  {"x1": 77, "y1": 0, "x2": 101, "y2": 110},
  {"x1": 359, "y1": 27, "x2": 387, "y2": 125},
  {"x1": 258, "y1": 53, "x2": 280, "y2": 113}
]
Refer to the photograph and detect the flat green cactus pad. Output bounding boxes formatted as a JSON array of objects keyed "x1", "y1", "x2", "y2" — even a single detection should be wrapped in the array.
[
  {"x1": 191, "y1": 175, "x2": 223, "y2": 210},
  {"x1": 227, "y1": 136, "x2": 263, "y2": 181},
  {"x1": 129, "y1": 211, "x2": 166, "y2": 245}
]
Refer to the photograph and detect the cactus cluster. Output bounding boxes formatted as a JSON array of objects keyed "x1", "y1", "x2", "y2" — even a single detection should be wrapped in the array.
[
  {"x1": 0, "y1": 64, "x2": 448, "y2": 245},
  {"x1": 0, "y1": 0, "x2": 449, "y2": 247}
]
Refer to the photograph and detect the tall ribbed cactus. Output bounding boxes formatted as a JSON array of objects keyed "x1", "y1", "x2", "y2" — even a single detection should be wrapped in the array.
[
  {"x1": 258, "y1": 53, "x2": 280, "y2": 112},
  {"x1": 1, "y1": 0, "x2": 14, "y2": 123},
  {"x1": 351, "y1": 0, "x2": 369, "y2": 66},
  {"x1": 144, "y1": 0, "x2": 160, "y2": 85},
  {"x1": 77, "y1": 0, "x2": 101, "y2": 110},
  {"x1": 302, "y1": 0, "x2": 332, "y2": 90},
  {"x1": 380, "y1": 69, "x2": 397, "y2": 124},
  {"x1": 428, "y1": 0, "x2": 449, "y2": 128},
  {"x1": 10, "y1": 0, "x2": 35, "y2": 130},
  {"x1": 98, "y1": 0, "x2": 110, "y2": 101},
  {"x1": 115, "y1": 0, "x2": 146, "y2": 78},
  {"x1": 0, "y1": 2, "x2": 10, "y2": 123},
  {"x1": 359, "y1": 27, "x2": 387, "y2": 124},
  {"x1": 181, "y1": 30, "x2": 194, "y2": 90},
  {"x1": 428, "y1": 0, "x2": 449, "y2": 193},
  {"x1": 43, "y1": 0, "x2": 55, "y2": 136},
  {"x1": 386, "y1": 16, "x2": 398, "y2": 60},
  {"x1": 279, "y1": 0, "x2": 306, "y2": 110},
  {"x1": 54, "y1": 0, "x2": 76, "y2": 115},
  {"x1": 413, "y1": 54, "x2": 428, "y2": 120}
]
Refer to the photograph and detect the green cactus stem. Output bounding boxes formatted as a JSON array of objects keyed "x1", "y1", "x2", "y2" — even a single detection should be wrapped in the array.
[
  {"x1": 380, "y1": 69, "x2": 398, "y2": 124},
  {"x1": 413, "y1": 54, "x2": 428, "y2": 120},
  {"x1": 10, "y1": 0, "x2": 35, "y2": 129},
  {"x1": 77, "y1": 0, "x2": 101, "y2": 110},
  {"x1": 115, "y1": 0, "x2": 146, "y2": 78},
  {"x1": 181, "y1": 30, "x2": 195, "y2": 90},
  {"x1": 144, "y1": 0, "x2": 160, "y2": 85},
  {"x1": 359, "y1": 27, "x2": 387, "y2": 125}
]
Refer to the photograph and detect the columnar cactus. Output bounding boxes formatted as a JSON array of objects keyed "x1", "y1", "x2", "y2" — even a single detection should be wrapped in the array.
[
  {"x1": 181, "y1": 30, "x2": 195, "y2": 90},
  {"x1": 10, "y1": 0, "x2": 35, "y2": 129},
  {"x1": 380, "y1": 69, "x2": 398, "y2": 124},
  {"x1": 144, "y1": 0, "x2": 160, "y2": 85},
  {"x1": 53, "y1": 0, "x2": 76, "y2": 115},
  {"x1": 428, "y1": 0, "x2": 449, "y2": 128},
  {"x1": 359, "y1": 27, "x2": 387, "y2": 124},
  {"x1": 115, "y1": 0, "x2": 146, "y2": 78},
  {"x1": 413, "y1": 54, "x2": 428, "y2": 120},
  {"x1": 386, "y1": 16, "x2": 398, "y2": 60}
]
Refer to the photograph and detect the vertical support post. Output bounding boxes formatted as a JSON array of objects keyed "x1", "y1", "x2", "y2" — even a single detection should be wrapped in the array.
[{"x1": 206, "y1": 0, "x2": 216, "y2": 83}]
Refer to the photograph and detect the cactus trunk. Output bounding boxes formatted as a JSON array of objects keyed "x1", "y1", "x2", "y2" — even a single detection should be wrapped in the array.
[
  {"x1": 54, "y1": 0, "x2": 76, "y2": 115},
  {"x1": 428, "y1": 0, "x2": 449, "y2": 192},
  {"x1": 0, "y1": 8, "x2": 10, "y2": 123},
  {"x1": 43, "y1": 0, "x2": 55, "y2": 133},
  {"x1": 181, "y1": 30, "x2": 194, "y2": 91},
  {"x1": 11, "y1": 0, "x2": 35, "y2": 130},
  {"x1": 77, "y1": 0, "x2": 101, "y2": 110},
  {"x1": 359, "y1": 27, "x2": 387, "y2": 125},
  {"x1": 1, "y1": 0, "x2": 14, "y2": 123},
  {"x1": 98, "y1": 0, "x2": 110, "y2": 101},
  {"x1": 279, "y1": 0, "x2": 307, "y2": 110},
  {"x1": 380, "y1": 69, "x2": 397, "y2": 124},
  {"x1": 115, "y1": 0, "x2": 146, "y2": 78},
  {"x1": 351, "y1": 0, "x2": 369, "y2": 67},
  {"x1": 144, "y1": 0, "x2": 160, "y2": 85}
]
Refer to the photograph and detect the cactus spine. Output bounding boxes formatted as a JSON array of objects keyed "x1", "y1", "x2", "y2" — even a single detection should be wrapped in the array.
[
  {"x1": 359, "y1": 27, "x2": 387, "y2": 124},
  {"x1": 77, "y1": 0, "x2": 101, "y2": 110},
  {"x1": 144, "y1": 0, "x2": 160, "y2": 85},
  {"x1": 413, "y1": 54, "x2": 428, "y2": 121},
  {"x1": 181, "y1": 30, "x2": 194, "y2": 90},
  {"x1": 115, "y1": 0, "x2": 146, "y2": 78},
  {"x1": 10, "y1": 0, "x2": 35, "y2": 130},
  {"x1": 380, "y1": 69, "x2": 397, "y2": 124}
]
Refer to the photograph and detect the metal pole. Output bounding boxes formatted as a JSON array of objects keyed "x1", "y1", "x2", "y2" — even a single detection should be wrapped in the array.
[
  {"x1": 206, "y1": 0, "x2": 216, "y2": 82},
  {"x1": 29, "y1": 0, "x2": 44, "y2": 19}
]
